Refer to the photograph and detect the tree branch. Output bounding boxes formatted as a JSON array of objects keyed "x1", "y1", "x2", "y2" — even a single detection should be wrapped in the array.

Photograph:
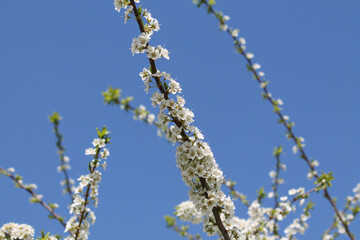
[
  {"x1": 128, "y1": 1, "x2": 231, "y2": 239},
  {"x1": 0, "y1": 167, "x2": 71, "y2": 234},
  {"x1": 197, "y1": 1, "x2": 354, "y2": 239}
]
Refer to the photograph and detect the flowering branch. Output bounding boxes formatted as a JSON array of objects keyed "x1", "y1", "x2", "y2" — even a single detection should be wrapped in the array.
[
  {"x1": 65, "y1": 126, "x2": 110, "y2": 240},
  {"x1": 103, "y1": 86, "x2": 257, "y2": 212},
  {"x1": 0, "y1": 167, "x2": 68, "y2": 231},
  {"x1": 249, "y1": 182, "x2": 323, "y2": 239},
  {"x1": 49, "y1": 112, "x2": 74, "y2": 202},
  {"x1": 102, "y1": 86, "x2": 163, "y2": 135},
  {"x1": 194, "y1": 1, "x2": 354, "y2": 239},
  {"x1": 112, "y1": 0, "x2": 239, "y2": 239}
]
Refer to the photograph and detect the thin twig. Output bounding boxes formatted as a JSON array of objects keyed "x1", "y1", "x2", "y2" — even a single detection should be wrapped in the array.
[
  {"x1": 50, "y1": 115, "x2": 73, "y2": 202},
  {"x1": 272, "y1": 148, "x2": 283, "y2": 237},
  {"x1": 0, "y1": 167, "x2": 72, "y2": 234}
]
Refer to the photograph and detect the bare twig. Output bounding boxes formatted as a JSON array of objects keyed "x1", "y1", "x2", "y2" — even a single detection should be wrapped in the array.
[{"x1": 49, "y1": 112, "x2": 73, "y2": 202}]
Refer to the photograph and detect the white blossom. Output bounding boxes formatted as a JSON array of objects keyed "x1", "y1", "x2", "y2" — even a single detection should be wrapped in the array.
[
  {"x1": 252, "y1": 63, "x2": 261, "y2": 70},
  {"x1": 175, "y1": 201, "x2": 203, "y2": 224},
  {"x1": 288, "y1": 189, "x2": 297, "y2": 196},
  {"x1": 246, "y1": 52, "x2": 254, "y2": 59},
  {"x1": 0, "y1": 223, "x2": 34, "y2": 240}
]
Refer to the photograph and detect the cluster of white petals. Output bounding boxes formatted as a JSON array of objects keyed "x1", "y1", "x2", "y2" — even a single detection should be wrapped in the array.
[
  {"x1": 176, "y1": 141, "x2": 239, "y2": 237},
  {"x1": 61, "y1": 178, "x2": 75, "y2": 195},
  {"x1": 57, "y1": 155, "x2": 75, "y2": 195},
  {"x1": 175, "y1": 186, "x2": 313, "y2": 240},
  {"x1": 350, "y1": 183, "x2": 360, "y2": 204},
  {"x1": 292, "y1": 137, "x2": 305, "y2": 154},
  {"x1": 323, "y1": 234, "x2": 335, "y2": 240},
  {"x1": 115, "y1": 1, "x2": 240, "y2": 239},
  {"x1": 217, "y1": 13, "x2": 230, "y2": 31},
  {"x1": 283, "y1": 217, "x2": 308, "y2": 238},
  {"x1": 114, "y1": 0, "x2": 139, "y2": 13},
  {"x1": 130, "y1": 103, "x2": 166, "y2": 137},
  {"x1": 243, "y1": 201, "x2": 272, "y2": 233},
  {"x1": 64, "y1": 137, "x2": 109, "y2": 240},
  {"x1": 175, "y1": 201, "x2": 203, "y2": 224},
  {"x1": 229, "y1": 201, "x2": 280, "y2": 240},
  {"x1": 57, "y1": 156, "x2": 71, "y2": 173},
  {"x1": 133, "y1": 104, "x2": 156, "y2": 125},
  {"x1": 231, "y1": 195, "x2": 310, "y2": 239},
  {"x1": 0, "y1": 223, "x2": 34, "y2": 240}
]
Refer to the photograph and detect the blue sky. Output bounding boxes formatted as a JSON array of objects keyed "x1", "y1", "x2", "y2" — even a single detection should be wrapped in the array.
[{"x1": 0, "y1": 0, "x2": 359, "y2": 239}]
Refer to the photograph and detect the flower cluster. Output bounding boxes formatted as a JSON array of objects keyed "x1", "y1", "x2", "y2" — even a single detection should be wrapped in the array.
[
  {"x1": 231, "y1": 201, "x2": 272, "y2": 236},
  {"x1": 307, "y1": 160, "x2": 319, "y2": 180},
  {"x1": 114, "y1": 0, "x2": 138, "y2": 13},
  {"x1": 115, "y1": 1, "x2": 239, "y2": 239},
  {"x1": 58, "y1": 155, "x2": 75, "y2": 196},
  {"x1": 349, "y1": 183, "x2": 360, "y2": 208},
  {"x1": 173, "y1": 187, "x2": 314, "y2": 240},
  {"x1": 133, "y1": 104, "x2": 155, "y2": 124},
  {"x1": 0, "y1": 223, "x2": 34, "y2": 240},
  {"x1": 229, "y1": 189, "x2": 313, "y2": 239},
  {"x1": 102, "y1": 86, "x2": 166, "y2": 138},
  {"x1": 175, "y1": 201, "x2": 203, "y2": 224},
  {"x1": 176, "y1": 141, "x2": 239, "y2": 238},
  {"x1": 57, "y1": 155, "x2": 70, "y2": 174},
  {"x1": 64, "y1": 127, "x2": 110, "y2": 240}
]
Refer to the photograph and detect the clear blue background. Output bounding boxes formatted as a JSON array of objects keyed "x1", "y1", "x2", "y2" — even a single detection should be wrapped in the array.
[{"x1": 0, "y1": 0, "x2": 359, "y2": 239}]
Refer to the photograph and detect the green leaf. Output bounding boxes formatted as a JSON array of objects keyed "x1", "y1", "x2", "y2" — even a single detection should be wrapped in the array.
[
  {"x1": 208, "y1": 0, "x2": 216, "y2": 6},
  {"x1": 256, "y1": 187, "x2": 266, "y2": 203},
  {"x1": 273, "y1": 146, "x2": 283, "y2": 157},
  {"x1": 48, "y1": 112, "x2": 62, "y2": 123},
  {"x1": 164, "y1": 215, "x2": 176, "y2": 227},
  {"x1": 305, "y1": 201, "x2": 315, "y2": 213},
  {"x1": 352, "y1": 205, "x2": 360, "y2": 215},
  {"x1": 30, "y1": 197, "x2": 40, "y2": 203},
  {"x1": 315, "y1": 171, "x2": 334, "y2": 189},
  {"x1": 102, "y1": 86, "x2": 121, "y2": 105},
  {"x1": 246, "y1": 64, "x2": 252, "y2": 71},
  {"x1": 96, "y1": 126, "x2": 108, "y2": 138},
  {"x1": 261, "y1": 92, "x2": 267, "y2": 100}
]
